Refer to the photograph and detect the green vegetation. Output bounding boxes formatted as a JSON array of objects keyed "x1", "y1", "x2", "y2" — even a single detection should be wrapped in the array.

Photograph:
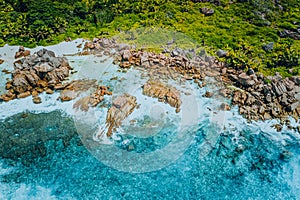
[{"x1": 0, "y1": 0, "x2": 299, "y2": 76}]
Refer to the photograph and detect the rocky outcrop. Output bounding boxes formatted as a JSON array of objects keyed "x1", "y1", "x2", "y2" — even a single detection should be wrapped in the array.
[
  {"x1": 238, "y1": 73, "x2": 256, "y2": 87},
  {"x1": 143, "y1": 80, "x2": 182, "y2": 113},
  {"x1": 230, "y1": 72, "x2": 300, "y2": 121},
  {"x1": 95, "y1": 94, "x2": 137, "y2": 138},
  {"x1": 116, "y1": 48, "x2": 222, "y2": 83},
  {"x1": 55, "y1": 79, "x2": 113, "y2": 111},
  {"x1": 73, "y1": 85, "x2": 112, "y2": 111},
  {"x1": 0, "y1": 48, "x2": 71, "y2": 102}
]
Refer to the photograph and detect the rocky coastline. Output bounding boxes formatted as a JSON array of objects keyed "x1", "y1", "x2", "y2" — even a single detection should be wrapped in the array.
[
  {"x1": 84, "y1": 38, "x2": 300, "y2": 132},
  {"x1": 0, "y1": 38, "x2": 299, "y2": 134}
]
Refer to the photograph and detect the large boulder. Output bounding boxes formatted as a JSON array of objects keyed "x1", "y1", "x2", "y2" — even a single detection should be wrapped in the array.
[{"x1": 33, "y1": 63, "x2": 54, "y2": 73}]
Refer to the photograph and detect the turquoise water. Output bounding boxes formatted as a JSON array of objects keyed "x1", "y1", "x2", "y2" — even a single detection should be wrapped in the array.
[{"x1": 0, "y1": 111, "x2": 299, "y2": 199}]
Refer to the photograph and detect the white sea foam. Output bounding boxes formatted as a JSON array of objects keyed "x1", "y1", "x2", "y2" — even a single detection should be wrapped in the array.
[
  {"x1": 283, "y1": 152, "x2": 300, "y2": 198},
  {"x1": 0, "y1": 161, "x2": 59, "y2": 200}
]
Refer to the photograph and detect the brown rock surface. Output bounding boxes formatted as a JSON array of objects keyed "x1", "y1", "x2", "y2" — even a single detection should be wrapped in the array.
[
  {"x1": 220, "y1": 103, "x2": 231, "y2": 111},
  {"x1": 1, "y1": 48, "x2": 71, "y2": 102},
  {"x1": 15, "y1": 46, "x2": 30, "y2": 59},
  {"x1": 58, "y1": 79, "x2": 98, "y2": 102},
  {"x1": 73, "y1": 85, "x2": 112, "y2": 111},
  {"x1": 95, "y1": 94, "x2": 137, "y2": 138},
  {"x1": 203, "y1": 91, "x2": 213, "y2": 98},
  {"x1": 32, "y1": 96, "x2": 42, "y2": 104},
  {"x1": 31, "y1": 90, "x2": 39, "y2": 97},
  {"x1": 0, "y1": 92, "x2": 16, "y2": 102},
  {"x1": 73, "y1": 96, "x2": 91, "y2": 111},
  {"x1": 143, "y1": 79, "x2": 181, "y2": 113},
  {"x1": 17, "y1": 91, "x2": 31, "y2": 98},
  {"x1": 45, "y1": 88, "x2": 54, "y2": 94}
]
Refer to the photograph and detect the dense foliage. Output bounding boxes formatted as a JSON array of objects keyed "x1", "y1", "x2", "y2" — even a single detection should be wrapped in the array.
[{"x1": 0, "y1": 0, "x2": 299, "y2": 76}]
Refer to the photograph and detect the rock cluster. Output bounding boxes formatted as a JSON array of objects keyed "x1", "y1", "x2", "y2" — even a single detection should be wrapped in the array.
[
  {"x1": 143, "y1": 80, "x2": 182, "y2": 113},
  {"x1": 83, "y1": 38, "x2": 223, "y2": 84},
  {"x1": 95, "y1": 93, "x2": 137, "y2": 138},
  {"x1": 58, "y1": 79, "x2": 98, "y2": 102},
  {"x1": 228, "y1": 70, "x2": 300, "y2": 122},
  {"x1": 117, "y1": 48, "x2": 221, "y2": 83},
  {"x1": 73, "y1": 84, "x2": 112, "y2": 111},
  {"x1": 82, "y1": 37, "x2": 119, "y2": 55},
  {"x1": 0, "y1": 48, "x2": 71, "y2": 103},
  {"x1": 77, "y1": 37, "x2": 300, "y2": 127}
]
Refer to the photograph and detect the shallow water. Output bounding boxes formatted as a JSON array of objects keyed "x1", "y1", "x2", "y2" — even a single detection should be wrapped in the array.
[{"x1": 0, "y1": 41, "x2": 299, "y2": 199}]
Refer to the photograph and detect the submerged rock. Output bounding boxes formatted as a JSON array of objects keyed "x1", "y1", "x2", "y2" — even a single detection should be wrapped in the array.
[{"x1": 220, "y1": 102, "x2": 231, "y2": 111}]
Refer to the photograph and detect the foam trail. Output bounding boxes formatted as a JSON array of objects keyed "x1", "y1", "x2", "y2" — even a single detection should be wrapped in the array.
[{"x1": 0, "y1": 161, "x2": 59, "y2": 200}]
